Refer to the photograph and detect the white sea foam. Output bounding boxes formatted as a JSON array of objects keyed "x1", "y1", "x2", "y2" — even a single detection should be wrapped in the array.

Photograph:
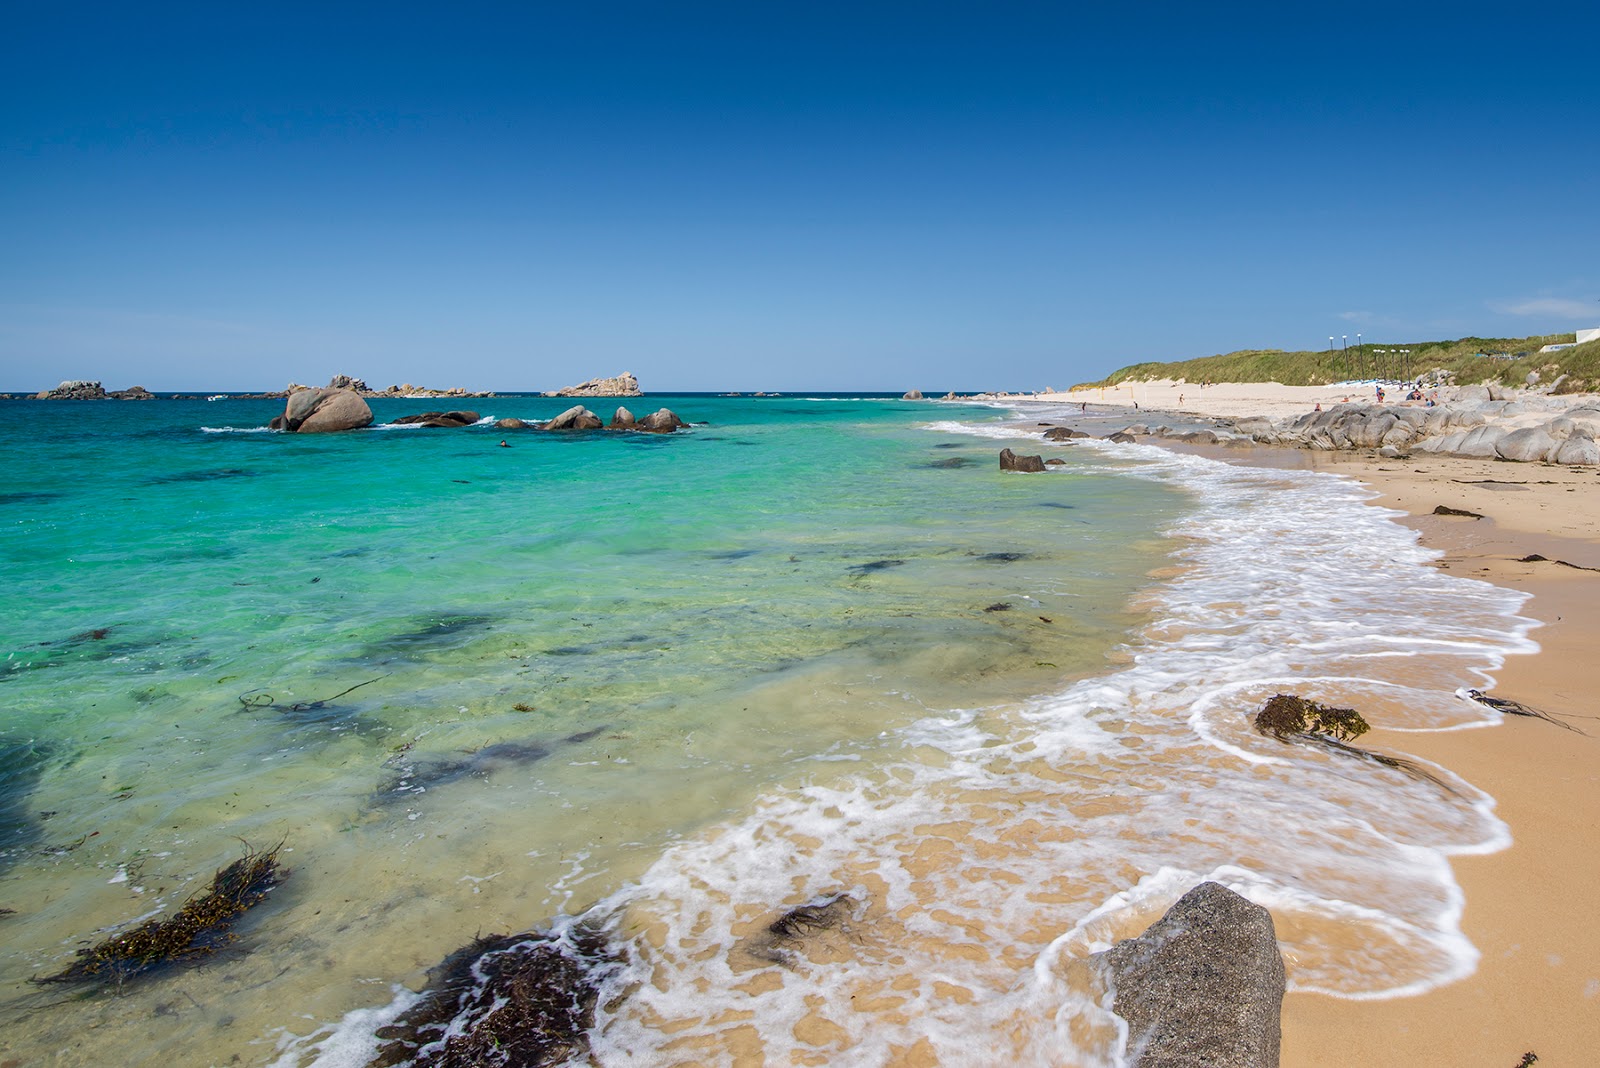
[
  {"x1": 286, "y1": 430, "x2": 1538, "y2": 1066},
  {"x1": 200, "y1": 425, "x2": 275, "y2": 433}
]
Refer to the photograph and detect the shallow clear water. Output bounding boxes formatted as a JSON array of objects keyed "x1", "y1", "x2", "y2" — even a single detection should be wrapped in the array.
[{"x1": 0, "y1": 395, "x2": 1535, "y2": 1067}]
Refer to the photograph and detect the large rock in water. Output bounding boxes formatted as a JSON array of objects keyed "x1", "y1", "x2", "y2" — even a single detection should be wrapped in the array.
[
  {"x1": 609, "y1": 406, "x2": 637, "y2": 430},
  {"x1": 636, "y1": 408, "x2": 686, "y2": 433},
  {"x1": 902, "y1": 389, "x2": 924, "y2": 400},
  {"x1": 544, "y1": 405, "x2": 603, "y2": 430},
  {"x1": 274, "y1": 387, "x2": 374, "y2": 432},
  {"x1": 999, "y1": 448, "x2": 1046, "y2": 472},
  {"x1": 1093, "y1": 881, "x2": 1285, "y2": 1068},
  {"x1": 547, "y1": 372, "x2": 641, "y2": 397}
]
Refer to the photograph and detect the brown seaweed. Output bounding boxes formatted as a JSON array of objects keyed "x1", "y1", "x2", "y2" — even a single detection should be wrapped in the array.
[
  {"x1": 742, "y1": 892, "x2": 856, "y2": 968},
  {"x1": 1431, "y1": 505, "x2": 1484, "y2": 519},
  {"x1": 1254, "y1": 694, "x2": 1370, "y2": 743},
  {"x1": 368, "y1": 925, "x2": 620, "y2": 1068},
  {"x1": 1465, "y1": 689, "x2": 1586, "y2": 734},
  {"x1": 1253, "y1": 694, "x2": 1455, "y2": 793},
  {"x1": 35, "y1": 842, "x2": 287, "y2": 986}
]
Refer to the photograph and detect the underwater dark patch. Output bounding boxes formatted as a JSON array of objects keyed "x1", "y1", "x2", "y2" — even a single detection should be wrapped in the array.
[
  {"x1": 0, "y1": 491, "x2": 65, "y2": 505},
  {"x1": 382, "y1": 740, "x2": 551, "y2": 797},
  {"x1": 974, "y1": 551, "x2": 1029, "y2": 563},
  {"x1": 708, "y1": 549, "x2": 760, "y2": 560},
  {"x1": 564, "y1": 727, "x2": 606, "y2": 744},
  {"x1": 146, "y1": 467, "x2": 258, "y2": 484},
  {"x1": 360, "y1": 615, "x2": 498, "y2": 659},
  {"x1": 1036, "y1": 502, "x2": 1076, "y2": 509},
  {"x1": 847, "y1": 559, "x2": 906, "y2": 575},
  {"x1": 0, "y1": 738, "x2": 53, "y2": 871},
  {"x1": 933, "y1": 443, "x2": 962, "y2": 449},
  {"x1": 924, "y1": 457, "x2": 971, "y2": 468}
]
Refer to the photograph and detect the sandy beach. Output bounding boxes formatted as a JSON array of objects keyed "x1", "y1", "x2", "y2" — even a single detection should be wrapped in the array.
[
  {"x1": 1037, "y1": 379, "x2": 1419, "y2": 421},
  {"x1": 1039, "y1": 390, "x2": 1600, "y2": 1065}
]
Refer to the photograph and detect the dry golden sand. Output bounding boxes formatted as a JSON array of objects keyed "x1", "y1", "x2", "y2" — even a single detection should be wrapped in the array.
[{"x1": 1114, "y1": 430, "x2": 1600, "y2": 1065}]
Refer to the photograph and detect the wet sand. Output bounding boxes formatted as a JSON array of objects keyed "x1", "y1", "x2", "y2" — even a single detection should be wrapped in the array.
[
  {"x1": 1109, "y1": 434, "x2": 1600, "y2": 1064},
  {"x1": 1281, "y1": 455, "x2": 1600, "y2": 1068}
]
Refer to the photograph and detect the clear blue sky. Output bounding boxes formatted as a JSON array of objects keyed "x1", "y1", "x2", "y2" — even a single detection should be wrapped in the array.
[{"x1": 4, "y1": 2, "x2": 1597, "y2": 392}]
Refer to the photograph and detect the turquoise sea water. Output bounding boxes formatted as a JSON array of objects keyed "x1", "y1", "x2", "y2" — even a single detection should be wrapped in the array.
[{"x1": 0, "y1": 395, "x2": 1537, "y2": 1066}]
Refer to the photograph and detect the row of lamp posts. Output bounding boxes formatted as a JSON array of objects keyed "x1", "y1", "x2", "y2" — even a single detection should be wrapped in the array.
[{"x1": 1325, "y1": 334, "x2": 1412, "y2": 383}]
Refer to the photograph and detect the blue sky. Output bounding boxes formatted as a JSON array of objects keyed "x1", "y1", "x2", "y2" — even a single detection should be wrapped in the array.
[{"x1": 3, "y1": 2, "x2": 1597, "y2": 391}]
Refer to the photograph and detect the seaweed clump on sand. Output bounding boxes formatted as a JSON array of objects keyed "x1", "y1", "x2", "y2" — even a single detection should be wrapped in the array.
[
  {"x1": 369, "y1": 925, "x2": 621, "y2": 1068},
  {"x1": 1253, "y1": 694, "x2": 1453, "y2": 793},
  {"x1": 1253, "y1": 694, "x2": 1369, "y2": 742},
  {"x1": 36, "y1": 843, "x2": 287, "y2": 986},
  {"x1": 741, "y1": 892, "x2": 857, "y2": 968}
]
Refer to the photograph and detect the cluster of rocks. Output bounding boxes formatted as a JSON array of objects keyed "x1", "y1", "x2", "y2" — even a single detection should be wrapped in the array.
[
  {"x1": 495, "y1": 405, "x2": 688, "y2": 434},
  {"x1": 1215, "y1": 384, "x2": 1600, "y2": 465},
  {"x1": 543, "y1": 372, "x2": 641, "y2": 398},
  {"x1": 258, "y1": 375, "x2": 491, "y2": 400},
  {"x1": 31, "y1": 380, "x2": 155, "y2": 400},
  {"x1": 1035, "y1": 383, "x2": 1600, "y2": 467}
]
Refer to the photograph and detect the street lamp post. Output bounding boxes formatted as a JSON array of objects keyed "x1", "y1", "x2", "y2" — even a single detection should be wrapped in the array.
[
  {"x1": 1329, "y1": 336, "x2": 1336, "y2": 381},
  {"x1": 1357, "y1": 333, "x2": 1364, "y2": 379},
  {"x1": 1342, "y1": 335, "x2": 1349, "y2": 380}
]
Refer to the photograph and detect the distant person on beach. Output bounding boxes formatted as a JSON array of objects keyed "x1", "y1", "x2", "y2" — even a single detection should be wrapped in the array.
[{"x1": 1314, "y1": 403, "x2": 1321, "y2": 411}]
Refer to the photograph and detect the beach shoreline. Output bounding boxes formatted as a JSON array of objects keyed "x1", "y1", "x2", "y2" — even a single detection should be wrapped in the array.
[{"x1": 1013, "y1": 395, "x2": 1600, "y2": 1065}]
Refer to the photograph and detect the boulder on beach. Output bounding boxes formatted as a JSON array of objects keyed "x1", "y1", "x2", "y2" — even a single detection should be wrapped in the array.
[
  {"x1": 1106, "y1": 432, "x2": 1138, "y2": 444},
  {"x1": 1495, "y1": 426, "x2": 1558, "y2": 463},
  {"x1": 546, "y1": 372, "x2": 641, "y2": 398},
  {"x1": 1043, "y1": 427, "x2": 1089, "y2": 441},
  {"x1": 1092, "y1": 881, "x2": 1285, "y2": 1068},
  {"x1": 272, "y1": 387, "x2": 374, "y2": 432},
  {"x1": 544, "y1": 405, "x2": 604, "y2": 430},
  {"x1": 999, "y1": 448, "x2": 1046, "y2": 472}
]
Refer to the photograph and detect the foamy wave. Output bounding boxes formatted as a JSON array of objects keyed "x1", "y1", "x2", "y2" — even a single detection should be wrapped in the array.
[
  {"x1": 200, "y1": 425, "x2": 276, "y2": 433},
  {"x1": 291, "y1": 437, "x2": 1537, "y2": 1066}
]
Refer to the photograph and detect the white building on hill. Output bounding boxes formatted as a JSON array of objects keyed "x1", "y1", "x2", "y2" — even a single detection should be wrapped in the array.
[{"x1": 1540, "y1": 327, "x2": 1600, "y2": 353}]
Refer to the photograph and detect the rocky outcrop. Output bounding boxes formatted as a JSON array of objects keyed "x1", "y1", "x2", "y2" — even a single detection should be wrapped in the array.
[
  {"x1": 1093, "y1": 881, "x2": 1285, "y2": 1068},
  {"x1": 269, "y1": 388, "x2": 374, "y2": 432},
  {"x1": 1106, "y1": 432, "x2": 1138, "y2": 444},
  {"x1": 902, "y1": 389, "x2": 924, "y2": 400},
  {"x1": 496, "y1": 418, "x2": 529, "y2": 429},
  {"x1": 1044, "y1": 427, "x2": 1090, "y2": 441},
  {"x1": 609, "y1": 406, "x2": 637, "y2": 430},
  {"x1": 1199, "y1": 386, "x2": 1600, "y2": 466},
  {"x1": 545, "y1": 372, "x2": 641, "y2": 398},
  {"x1": 34, "y1": 380, "x2": 153, "y2": 400},
  {"x1": 544, "y1": 405, "x2": 604, "y2": 430},
  {"x1": 328, "y1": 373, "x2": 370, "y2": 392},
  {"x1": 394, "y1": 410, "x2": 481, "y2": 428},
  {"x1": 999, "y1": 448, "x2": 1046, "y2": 472}
]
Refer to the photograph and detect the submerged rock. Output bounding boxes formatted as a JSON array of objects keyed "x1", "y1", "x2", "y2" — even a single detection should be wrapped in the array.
[
  {"x1": 394, "y1": 410, "x2": 480, "y2": 428},
  {"x1": 1093, "y1": 881, "x2": 1285, "y2": 1068},
  {"x1": 1043, "y1": 426, "x2": 1089, "y2": 441}
]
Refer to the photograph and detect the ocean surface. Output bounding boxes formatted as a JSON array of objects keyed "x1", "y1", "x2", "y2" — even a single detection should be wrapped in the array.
[{"x1": 0, "y1": 394, "x2": 1535, "y2": 1066}]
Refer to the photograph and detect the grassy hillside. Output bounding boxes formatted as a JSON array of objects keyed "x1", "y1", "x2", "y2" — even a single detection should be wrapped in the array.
[{"x1": 1072, "y1": 333, "x2": 1600, "y2": 392}]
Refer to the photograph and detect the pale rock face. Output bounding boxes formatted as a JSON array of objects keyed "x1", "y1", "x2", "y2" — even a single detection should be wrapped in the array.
[
  {"x1": 1552, "y1": 434, "x2": 1600, "y2": 465},
  {"x1": 1494, "y1": 426, "x2": 1558, "y2": 463},
  {"x1": 549, "y1": 372, "x2": 642, "y2": 397},
  {"x1": 1455, "y1": 425, "x2": 1506, "y2": 458},
  {"x1": 295, "y1": 389, "x2": 374, "y2": 433}
]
